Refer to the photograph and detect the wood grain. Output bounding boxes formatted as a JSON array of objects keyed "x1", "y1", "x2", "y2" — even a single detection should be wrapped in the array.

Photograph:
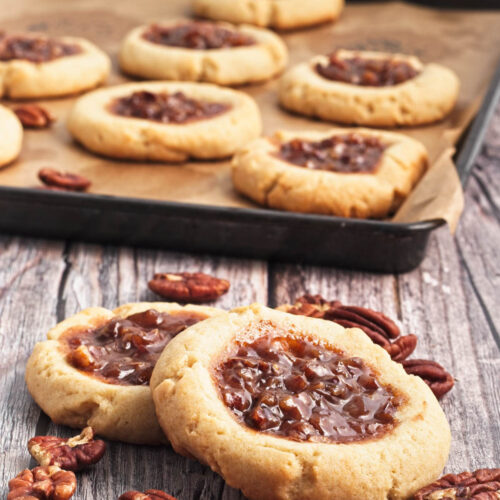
[{"x1": 0, "y1": 107, "x2": 499, "y2": 500}]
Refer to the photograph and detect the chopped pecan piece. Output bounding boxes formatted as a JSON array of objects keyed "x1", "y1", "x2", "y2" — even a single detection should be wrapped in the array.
[
  {"x1": 119, "y1": 490, "x2": 177, "y2": 500},
  {"x1": 8, "y1": 465, "x2": 76, "y2": 500},
  {"x1": 402, "y1": 359, "x2": 454, "y2": 399},
  {"x1": 28, "y1": 426, "x2": 106, "y2": 471},
  {"x1": 13, "y1": 103, "x2": 54, "y2": 128},
  {"x1": 148, "y1": 272, "x2": 230, "y2": 302},
  {"x1": 38, "y1": 168, "x2": 91, "y2": 192},
  {"x1": 283, "y1": 294, "x2": 417, "y2": 361},
  {"x1": 413, "y1": 468, "x2": 500, "y2": 499}
]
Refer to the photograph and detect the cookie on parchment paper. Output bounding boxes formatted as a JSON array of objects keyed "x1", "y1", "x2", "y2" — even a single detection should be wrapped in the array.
[{"x1": 120, "y1": 20, "x2": 287, "y2": 86}]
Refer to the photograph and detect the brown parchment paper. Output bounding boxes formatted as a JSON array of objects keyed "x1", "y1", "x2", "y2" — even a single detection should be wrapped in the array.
[{"x1": 1, "y1": 0, "x2": 500, "y2": 231}]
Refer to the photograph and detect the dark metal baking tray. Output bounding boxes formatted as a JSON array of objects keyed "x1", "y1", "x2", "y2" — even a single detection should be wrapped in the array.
[{"x1": 0, "y1": 54, "x2": 498, "y2": 275}]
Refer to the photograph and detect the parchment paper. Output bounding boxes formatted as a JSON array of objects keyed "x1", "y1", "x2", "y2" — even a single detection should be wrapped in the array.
[{"x1": 1, "y1": 0, "x2": 499, "y2": 231}]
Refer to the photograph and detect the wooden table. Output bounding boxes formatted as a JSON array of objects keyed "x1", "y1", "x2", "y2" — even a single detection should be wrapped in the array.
[{"x1": 1, "y1": 103, "x2": 499, "y2": 498}]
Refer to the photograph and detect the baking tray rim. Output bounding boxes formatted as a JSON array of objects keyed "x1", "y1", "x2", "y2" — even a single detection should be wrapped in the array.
[{"x1": 0, "y1": 38, "x2": 499, "y2": 241}]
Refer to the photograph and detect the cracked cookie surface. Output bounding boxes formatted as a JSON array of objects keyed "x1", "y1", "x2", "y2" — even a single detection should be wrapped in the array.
[
  {"x1": 151, "y1": 304, "x2": 450, "y2": 500},
  {"x1": 0, "y1": 33, "x2": 110, "y2": 99},
  {"x1": 119, "y1": 20, "x2": 288, "y2": 85},
  {"x1": 192, "y1": 0, "x2": 344, "y2": 30},
  {"x1": 279, "y1": 49, "x2": 459, "y2": 127},
  {"x1": 231, "y1": 128, "x2": 428, "y2": 219},
  {"x1": 67, "y1": 81, "x2": 262, "y2": 162},
  {"x1": 25, "y1": 302, "x2": 221, "y2": 444}
]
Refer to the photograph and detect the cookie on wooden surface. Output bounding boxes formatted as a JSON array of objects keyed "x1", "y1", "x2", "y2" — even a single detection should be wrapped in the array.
[
  {"x1": 279, "y1": 49, "x2": 459, "y2": 126},
  {"x1": 25, "y1": 302, "x2": 222, "y2": 444},
  {"x1": 151, "y1": 304, "x2": 450, "y2": 500},
  {"x1": 232, "y1": 128, "x2": 428, "y2": 218},
  {"x1": 67, "y1": 81, "x2": 262, "y2": 162},
  {"x1": 192, "y1": 0, "x2": 344, "y2": 30},
  {"x1": 0, "y1": 32, "x2": 110, "y2": 99},
  {"x1": 120, "y1": 20, "x2": 287, "y2": 85}
]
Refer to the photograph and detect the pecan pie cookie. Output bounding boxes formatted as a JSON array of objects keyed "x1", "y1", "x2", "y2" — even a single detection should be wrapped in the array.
[
  {"x1": 151, "y1": 304, "x2": 451, "y2": 500},
  {"x1": 279, "y1": 49, "x2": 459, "y2": 126},
  {"x1": 232, "y1": 128, "x2": 428, "y2": 218},
  {"x1": 0, "y1": 104, "x2": 23, "y2": 167},
  {"x1": 25, "y1": 302, "x2": 221, "y2": 444},
  {"x1": 119, "y1": 20, "x2": 287, "y2": 85},
  {"x1": 0, "y1": 32, "x2": 110, "y2": 99},
  {"x1": 67, "y1": 81, "x2": 262, "y2": 162},
  {"x1": 193, "y1": 0, "x2": 344, "y2": 30}
]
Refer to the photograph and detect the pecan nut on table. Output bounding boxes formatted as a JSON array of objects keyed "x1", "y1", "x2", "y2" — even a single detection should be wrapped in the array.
[
  {"x1": 38, "y1": 168, "x2": 91, "y2": 192},
  {"x1": 8, "y1": 466, "x2": 77, "y2": 500},
  {"x1": 281, "y1": 294, "x2": 454, "y2": 398},
  {"x1": 148, "y1": 272, "x2": 230, "y2": 302},
  {"x1": 119, "y1": 490, "x2": 177, "y2": 500},
  {"x1": 402, "y1": 359, "x2": 455, "y2": 400},
  {"x1": 28, "y1": 427, "x2": 106, "y2": 471},
  {"x1": 412, "y1": 468, "x2": 500, "y2": 499},
  {"x1": 13, "y1": 103, "x2": 54, "y2": 129}
]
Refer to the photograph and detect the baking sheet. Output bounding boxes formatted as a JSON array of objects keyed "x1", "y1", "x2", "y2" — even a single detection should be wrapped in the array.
[{"x1": 1, "y1": 0, "x2": 500, "y2": 231}]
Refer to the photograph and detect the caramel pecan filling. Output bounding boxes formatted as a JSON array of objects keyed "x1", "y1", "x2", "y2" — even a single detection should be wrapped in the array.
[
  {"x1": 61, "y1": 309, "x2": 207, "y2": 385},
  {"x1": 0, "y1": 34, "x2": 81, "y2": 62},
  {"x1": 214, "y1": 323, "x2": 401, "y2": 443},
  {"x1": 109, "y1": 91, "x2": 231, "y2": 124},
  {"x1": 142, "y1": 22, "x2": 256, "y2": 50},
  {"x1": 316, "y1": 52, "x2": 420, "y2": 86},
  {"x1": 277, "y1": 133, "x2": 386, "y2": 173}
]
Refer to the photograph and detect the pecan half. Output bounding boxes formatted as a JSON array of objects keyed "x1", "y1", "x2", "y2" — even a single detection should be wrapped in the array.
[
  {"x1": 283, "y1": 294, "x2": 417, "y2": 362},
  {"x1": 38, "y1": 168, "x2": 91, "y2": 191},
  {"x1": 119, "y1": 490, "x2": 177, "y2": 500},
  {"x1": 402, "y1": 359, "x2": 454, "y2": 399},
  {"x1": 28, "y1": 427, "x2": 106, "y2": 471},
  {"x1": 148, "y1": 272, "x2": 230, "y2": 302},
  {"x1": 13, "y1": 103, "x2": 54, "y2": 128},
  {"x1": 8, "y1": 466, "x2": 76, "y2": 500},
  {"x1": 413, "y1": 468, "x2": 500, "y2": 499}
]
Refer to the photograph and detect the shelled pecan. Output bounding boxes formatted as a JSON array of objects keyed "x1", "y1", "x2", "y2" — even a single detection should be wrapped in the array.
[
  {"x1": 13, "y1": 103, "x2": 54, "y2": 128},
  {"x1": 402, "y1": 359, "x2": 454, "y2": 399},
  {"x1": 28, "y1": 426, "x2": 106, "y2": 471},
  {"x1": 413, "y1": 467, "x2": 500, "y2": 499},
  {"x1": 148, "y1": 272, "x2": 230, "y2": 302},
  {"x1": 38, "y1": 168, "x2": 91, "y2": 191},
  {"x1": 8, "y1": 466, "x2": 76, "y2": 500},
  {"x1": 281, "y1": 294, "x2": 454, "y2": 399},
  {"x1": 283, "y1": 294, "x2": 417, "y2": 362},
  {"x1": 119, "y1": 490, "x2": 177, "y2": 500}
]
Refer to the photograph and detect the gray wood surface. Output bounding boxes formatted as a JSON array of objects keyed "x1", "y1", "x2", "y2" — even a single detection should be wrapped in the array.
[{"x1": 1, "y1": 111, "x2": 499, "y2": 498}]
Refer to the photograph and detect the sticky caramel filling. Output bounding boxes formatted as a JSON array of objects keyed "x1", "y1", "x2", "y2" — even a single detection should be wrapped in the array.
[
  {"x1": 316, "y1": 52, "x2": 420, "y2": 87},
  {"x1": 61, "y1": 309, "x2": 207, "y2": 385},
  {"x1": 109, "y1": 90, "x2": 231, "y2": 124},
  {"x1": 0, "y1": 34, "x2": 81, "y2": 62},
  {"x1": 142, "y1": 22, "x2": 256, "y2": 50},
  {"x1": 277, "y1": 133, "x2": 386, "y2": 173},
  {"x1": 214, "y1": 323, "x2": 401, "y2": 443}
]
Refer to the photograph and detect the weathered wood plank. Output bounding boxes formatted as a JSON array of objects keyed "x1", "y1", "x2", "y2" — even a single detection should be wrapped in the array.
[{"x1": 0, "y1": 237, "x2": 66, "y2": 490}]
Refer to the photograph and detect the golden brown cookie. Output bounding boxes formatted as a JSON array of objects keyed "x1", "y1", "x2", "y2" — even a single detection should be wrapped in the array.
[
  {"x1": 0, "y1": 104, "x2": 23, "y2": 167},
  {"x1": 232, "y1": 128, "x2": 428, "y2": 218},
  {"x1": 25, "y1": 302, "x2": 222, "y2": 444},
  {"x1": 151, "y1": 304, "x2": 450, "y2": 500},
  {"x1": 67, "y1": 81, "x2": 262, "y2": 162},
  {"x1": 119, "y1": 20, "x2": 288, "y2": 85},
  {"x1": 279, "y1": 49, "x2": 459, "y2": 126},
  {"x1": 192, "y1": 0, "x2": 344, "y2": 30},
  {"x1": 0, "y1": 32, "x2": 110, "y2": 99}
]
